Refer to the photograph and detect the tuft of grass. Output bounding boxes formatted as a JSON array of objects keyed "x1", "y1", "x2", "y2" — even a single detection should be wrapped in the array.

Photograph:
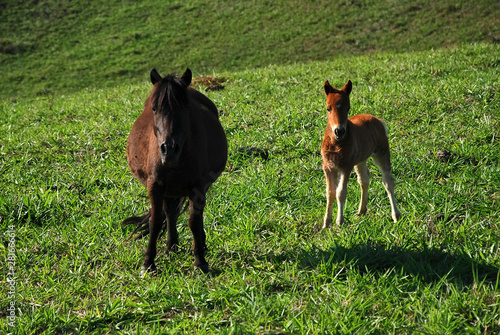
[
  {"x1": 1, "y1": 0, "x2": 499, "y2": 99},
  {"x1": 1, "y1": 43, "x2": 499, "y2": 333}
]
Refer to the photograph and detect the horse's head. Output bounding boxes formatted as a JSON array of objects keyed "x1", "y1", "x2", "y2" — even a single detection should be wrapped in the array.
[
  {"x1": 324, "y1": 80, "x2": 352, "y2": 141},
  {"x1": 150, "y1": 68, "x2": 192, "y2": 167}
]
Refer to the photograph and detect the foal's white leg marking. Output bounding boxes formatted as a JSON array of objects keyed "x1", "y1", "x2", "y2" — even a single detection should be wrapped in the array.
[
  {"x1": 322, "y1": 169, "x2": 338, "y2": 229},
  {"x1": 335, "y1": 170, "x2": 350, "y2": 225},
  {"x1": 354, "y1": 161, "x2": 370, "y2": 216},
  {"x1": 381, "y1": 170, "x2": 400, "y2": 223},
  {"x1": 373, "y1": 153, "x2": 400, "y2": 223}
]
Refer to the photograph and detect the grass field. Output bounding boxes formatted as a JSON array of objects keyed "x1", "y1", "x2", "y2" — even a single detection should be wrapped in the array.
[{"x1": 1, "y1": 42, "x2": 499, "y2": 333}]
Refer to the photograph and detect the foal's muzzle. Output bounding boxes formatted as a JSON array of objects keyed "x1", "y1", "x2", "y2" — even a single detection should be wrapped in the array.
[{"x1": 334, "y1": 125, "x2": 347, "y2": 140}]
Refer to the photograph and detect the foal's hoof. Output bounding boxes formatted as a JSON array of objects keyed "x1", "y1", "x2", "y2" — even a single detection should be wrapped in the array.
[{"x1": 194, "y1": 263, "x2": 209, "y2": 274}]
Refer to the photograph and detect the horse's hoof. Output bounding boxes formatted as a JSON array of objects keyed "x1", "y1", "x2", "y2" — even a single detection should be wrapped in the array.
[
  {"x1": 195, "y1": 263, "x2": 209, "y2": 274},
  {"x1": 140, "y1": 265, "x2": 157, "y2": 277},
  {"x1": 166, "y1": 244, "x2": 179, "y2": 254}
]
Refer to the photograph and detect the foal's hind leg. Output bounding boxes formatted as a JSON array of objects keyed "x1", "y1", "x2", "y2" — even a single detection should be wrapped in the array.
[
  {"x1": 335, "y1": 168, "x2": 352, "y2": 225},
  {"x1": 354, "y1": 161, "x2": 370, "y2": 217},
  {"x1": 373, "y1": 152, "x2": 400, "y2": 223}
]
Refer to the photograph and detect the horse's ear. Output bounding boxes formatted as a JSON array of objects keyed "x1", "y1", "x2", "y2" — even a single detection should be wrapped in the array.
[
  {"x1": 324, "y1": 80, "x2": 334, "y2": 96},
  {"x1": 150, "y1": 69, "x2": 162, "y2": 85},
  {"x1": 342, "y1": 80, "x2": 352, "y2": 95},
  {"x1": 181, "y1": 68, "x2": 192, "y2": 87}
]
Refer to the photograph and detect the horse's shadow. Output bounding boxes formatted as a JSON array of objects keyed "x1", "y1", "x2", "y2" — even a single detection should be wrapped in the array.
[{"x1": 294, "y1": 242, "x2": 499, "y2": 286}]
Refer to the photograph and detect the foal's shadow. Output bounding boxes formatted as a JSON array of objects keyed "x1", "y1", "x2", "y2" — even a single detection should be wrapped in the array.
[{"x1": 296, "y1": 242, "x2": 499, "y2": 286}]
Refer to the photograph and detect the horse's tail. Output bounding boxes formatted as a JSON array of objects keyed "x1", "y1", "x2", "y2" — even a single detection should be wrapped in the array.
[
  {"x1": 122, "y1": 210, "x2": 152, "y2": 241},
  {"x1": 121, "y1": 197, "x2": 188, "y2": 241}
]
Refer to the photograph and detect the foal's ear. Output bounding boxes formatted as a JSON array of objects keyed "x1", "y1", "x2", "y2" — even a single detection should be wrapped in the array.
[
  {"x1": 150, "y1": 68, "x2": 162, "y2": 85},
  {"x1": 324, "y1": 80, "x2": 335, "y2": 96},
  {"x1": 181, "y1": 68, "x2": 192, "y2": 87},
  {"x1": 342, "y1": 80, "x2": 352, "y2": 95}
]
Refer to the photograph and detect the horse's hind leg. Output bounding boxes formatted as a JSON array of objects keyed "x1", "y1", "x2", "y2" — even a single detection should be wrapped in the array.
[
  {"x1": 373, "y1": 152, "x2": 400, "y2": 223},
  {"x1": 354, "y1": 160, "x2": 370, "y2": 217},
  {"x1": 164, "y1": 197, "x2": 183, "y2": 253},
  {"x1": 188, "y1": 193, "x2": 208, "y2": 273}
]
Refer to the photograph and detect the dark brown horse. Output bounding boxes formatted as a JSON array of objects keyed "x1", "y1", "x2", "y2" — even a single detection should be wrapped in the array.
[{"x1": 123, "y1": 68, "x2": 227, "y2": 274}]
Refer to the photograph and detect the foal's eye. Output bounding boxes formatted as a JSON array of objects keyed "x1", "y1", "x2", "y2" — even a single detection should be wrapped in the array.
[
  {"x1": 152, "y1": 106, "x2": 158, "y2": 114},
  {"x1": 326, "y1": 106, "x2": 332, "y2": 112}
]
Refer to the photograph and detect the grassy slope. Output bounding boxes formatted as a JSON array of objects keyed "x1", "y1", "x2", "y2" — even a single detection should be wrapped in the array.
[
  {"x1": 1, "y1": 0, "x2": 499, "y2": 99},
  {"x1": 0, "y1": 43, "x2": 499, "y2": 333}
]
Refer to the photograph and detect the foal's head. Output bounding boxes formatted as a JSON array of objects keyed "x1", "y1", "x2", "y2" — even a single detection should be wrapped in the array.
[
  {"x1": 324, "y1": 80, "x2": 352, "y2": 141},
  {"x1": 150, "y1": 68, "x2": 192, "y2": 167}
]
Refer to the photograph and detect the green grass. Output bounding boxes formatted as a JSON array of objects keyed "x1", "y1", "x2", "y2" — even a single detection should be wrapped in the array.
[
  {"x1": 1, "y1": 0, "x2": 499, "y2": 99},
  {"x1": 1, "y1": 43, "x2": 499, "y2": 333}
]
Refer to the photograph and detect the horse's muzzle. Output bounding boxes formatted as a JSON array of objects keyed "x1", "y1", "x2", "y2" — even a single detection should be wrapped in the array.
[{"x1": 160, "y1": 140, "x2": 180, "y2": 167}]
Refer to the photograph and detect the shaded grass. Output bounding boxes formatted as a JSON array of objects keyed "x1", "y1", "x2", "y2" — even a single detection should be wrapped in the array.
[
  {"x1": 1, "y1": 0, "x2": 499, "y2": 98},
  {"x1": 0, "y1": 44, "x2": 499, "y2": 333}
]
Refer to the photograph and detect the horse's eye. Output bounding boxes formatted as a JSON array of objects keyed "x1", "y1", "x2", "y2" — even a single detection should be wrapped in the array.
[
  {"x1": 326, "y1": 106, "x2": 332, "y2": 112},
  {"x1": 336, "y1": 103, "x2": 341, "y2": 109},
  {"x1": 152, "y1": 106, "x2": 158, "y2": 114}
]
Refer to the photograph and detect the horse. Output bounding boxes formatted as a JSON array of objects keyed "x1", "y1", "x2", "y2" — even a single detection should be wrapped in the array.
[
  {"x1": 122, "y1": 68, "x2": 228, "y2": 274},
  {"x1": 321, "y1": 79, "x2": 400, "y2": 228}
]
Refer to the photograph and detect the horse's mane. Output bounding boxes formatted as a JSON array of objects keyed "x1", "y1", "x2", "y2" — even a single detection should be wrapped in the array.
[{"x1": 152, "y1": 74, "x2": 189, "y2": 114}]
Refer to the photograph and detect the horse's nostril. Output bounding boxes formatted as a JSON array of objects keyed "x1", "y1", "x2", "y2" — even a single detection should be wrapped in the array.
[
  {"x1": 160, "y1": 141, "x2": 179, "y2": 156},
  {"x1": 172, "y1": 143, "x2": 179, "y2": 153}
]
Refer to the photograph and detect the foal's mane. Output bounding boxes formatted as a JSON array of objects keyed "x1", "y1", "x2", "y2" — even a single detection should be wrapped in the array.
[{"x1": 152, "y1": 74, "x2": 189, "y2": 114}]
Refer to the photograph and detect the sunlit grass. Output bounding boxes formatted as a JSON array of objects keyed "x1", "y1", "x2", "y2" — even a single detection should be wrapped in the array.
[{"x1": 0, "y1": 44, "x2": 499, "y2": 333}]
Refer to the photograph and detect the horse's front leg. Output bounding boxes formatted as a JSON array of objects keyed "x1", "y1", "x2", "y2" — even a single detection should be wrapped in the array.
[
  {"x1": 188, "y1": 192, "x2": 208, "y2": 273},
  {"x1": 142, "y1": 183, "x2": 164, "y2": 275},
  {"x1": 164, "y1": 197, "x2": 182, "y2": 253}
]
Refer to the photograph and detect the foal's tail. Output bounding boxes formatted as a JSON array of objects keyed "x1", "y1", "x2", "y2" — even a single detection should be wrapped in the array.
[{"x1": 121, "y1": 197, "x2": 188, "y2": 241}]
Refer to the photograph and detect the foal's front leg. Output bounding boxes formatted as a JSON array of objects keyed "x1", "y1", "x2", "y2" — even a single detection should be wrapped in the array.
[
  {"x1": 335, "y1": 169, "x2": 351, "y2": 225},
  {"x1": 142, "y1": 183, "x2": 164, "y2": 275},
  {"x1": 322, "y1": 168, "x2": 338, "y2": 229}
]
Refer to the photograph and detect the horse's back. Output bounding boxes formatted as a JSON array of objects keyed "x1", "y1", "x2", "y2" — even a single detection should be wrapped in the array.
[
  {"x1": 189, "y1": 90, "x2": 228, "y2": 175},
  {"x1": 188, "y1": 88, "x2": 219, "y2": 119}
]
